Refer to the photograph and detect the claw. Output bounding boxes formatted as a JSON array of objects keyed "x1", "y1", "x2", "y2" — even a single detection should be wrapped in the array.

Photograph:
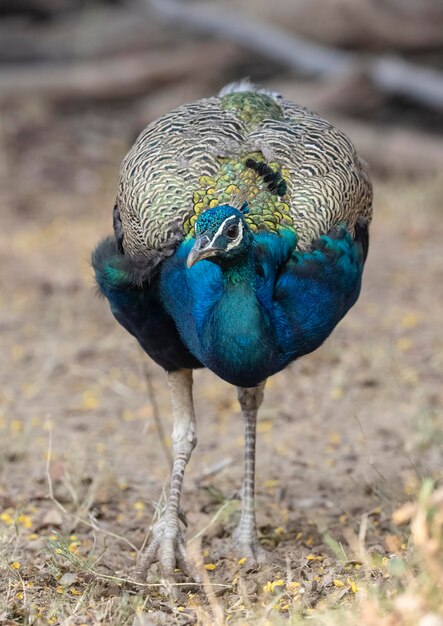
[
  {"x1": 234, "y1": 539, "x2": 268, "y2": 564},
  {"x1": 136, "y1": 515, "x2": 195, "y2": 581},
  {"x1": 232, "y1": 525, "x2": 268, "y2": 564}
]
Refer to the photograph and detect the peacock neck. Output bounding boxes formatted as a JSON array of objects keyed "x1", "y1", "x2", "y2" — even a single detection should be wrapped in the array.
[
  {"x1": 160, "y1": 240, "x2": 274, "y2": 387},
  {"x1": 219, "y1": 251, "x2": 255, "y2": 288},
  {"x1": 200, "y1": 250, "x2": 272, "y2": 386}
]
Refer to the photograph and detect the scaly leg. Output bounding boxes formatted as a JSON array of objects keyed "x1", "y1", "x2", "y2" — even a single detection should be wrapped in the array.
[
  {"x1": 137, "y1": 369, "x2": 197, "y2": 580},
  {"x1": 232, "y1": 382, "x2": 268, "y2": 563}
]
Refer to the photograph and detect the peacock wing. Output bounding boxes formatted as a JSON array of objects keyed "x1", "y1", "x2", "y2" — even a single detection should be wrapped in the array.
[{"x1": 117, "y1": 82, "x2": 372, "y2": 261}]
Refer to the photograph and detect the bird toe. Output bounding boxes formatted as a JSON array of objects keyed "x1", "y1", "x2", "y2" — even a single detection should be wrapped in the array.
[
  {"x1": 236, "y1": 541, "x2": 269, "y2": 565},
  {"x1": 135, "y1": 516, "x2": 197, "y2": 582},
  {"x1": 232, "y1": 527, "x2": 269, "y2": 565}
]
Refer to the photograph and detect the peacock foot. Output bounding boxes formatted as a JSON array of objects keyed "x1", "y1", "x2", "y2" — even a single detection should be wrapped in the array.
[
  {"x1": 232, "y1": 525, "x2": 268, "y2": 564},
  {"x1": 136, "y1": 514, "x2": 196, "y2": 581}
]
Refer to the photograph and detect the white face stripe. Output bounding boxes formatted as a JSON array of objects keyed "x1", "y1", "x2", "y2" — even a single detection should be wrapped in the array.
[
  {"x1": 208, "y1": 215, "x2": 243, "y2": 251},
  {"x1": 210, "y1": 215, "x2": 237, "y2": 244},
  {"x1": 226, "y1": 220, "x2": 243, "y2": 251}
]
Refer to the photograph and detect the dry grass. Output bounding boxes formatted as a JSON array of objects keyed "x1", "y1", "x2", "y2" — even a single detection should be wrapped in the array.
[{"x1": 1, "y1": 474, "x2": 442, "y2": 625}]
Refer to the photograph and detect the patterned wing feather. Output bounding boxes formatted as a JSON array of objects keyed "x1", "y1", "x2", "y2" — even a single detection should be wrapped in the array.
[{"x1": 118, "y1": 82, "x2": 372, "y2": 257}]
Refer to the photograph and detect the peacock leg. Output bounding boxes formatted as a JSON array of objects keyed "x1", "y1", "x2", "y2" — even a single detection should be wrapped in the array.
[
  {"x1": 232, "y1": 382, "x2": 268, "y2": 563},
  {"x1": 137, "y1": 368, "x2": 197, "y2": 580}
]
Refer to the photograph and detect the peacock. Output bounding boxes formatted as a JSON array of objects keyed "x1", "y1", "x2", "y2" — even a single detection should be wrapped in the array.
[{"x1": 92, "y1": 81, "x2": 373, "y2": 579}]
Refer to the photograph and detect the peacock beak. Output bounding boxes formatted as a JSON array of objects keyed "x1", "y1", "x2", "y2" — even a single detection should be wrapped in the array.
[{"x1": 186, "y1": 235, "x2": 220, "y2": 268}]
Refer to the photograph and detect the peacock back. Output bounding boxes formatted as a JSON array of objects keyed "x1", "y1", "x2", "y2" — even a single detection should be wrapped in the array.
[{"x1": 117, "y1": 82, "x2": 372, "y2": 261}]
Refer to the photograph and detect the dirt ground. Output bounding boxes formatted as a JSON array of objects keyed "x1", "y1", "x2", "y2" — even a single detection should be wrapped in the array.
[{"x1": 0, "y1": 97, "x2": 442, "y2": 625}]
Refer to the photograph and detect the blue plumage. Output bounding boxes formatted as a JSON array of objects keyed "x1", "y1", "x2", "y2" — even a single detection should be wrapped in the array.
[
  {"x1": 93, "y1": 238, "x2": 201, "y2": 371},
  {"x1": 94, "y1": 207, "x2": 366, "y2": 388},
  {"x1": 159, "y1": 207, "x2": 365, "y2": 386}
]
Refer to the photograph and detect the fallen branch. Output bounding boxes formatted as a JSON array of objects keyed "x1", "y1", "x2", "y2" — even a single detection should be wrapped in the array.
[
  {"x1": 271, "y1": 79, "x2": 443, "y2": 175},
  {"x1": 247, "y1": 0, "x2": 443, "y2": 52},
  {"x1": 145, "y1": 0, "x2": 443, "y2": 113}
]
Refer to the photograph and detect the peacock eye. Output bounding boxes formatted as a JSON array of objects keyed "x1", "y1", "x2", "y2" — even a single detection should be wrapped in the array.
[{"x1": 226, "y1": 223, "x2": 239, "y2": 239}]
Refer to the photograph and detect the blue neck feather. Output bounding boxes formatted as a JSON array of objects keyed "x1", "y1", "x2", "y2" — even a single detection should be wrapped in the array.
[{"x1": 159, "y1": 226, "x2": 364, "y2": 387}]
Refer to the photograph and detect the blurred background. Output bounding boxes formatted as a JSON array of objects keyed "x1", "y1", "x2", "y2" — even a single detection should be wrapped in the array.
[{"x1": 0, "y1": 0, "x2": 442, "y2": 622}]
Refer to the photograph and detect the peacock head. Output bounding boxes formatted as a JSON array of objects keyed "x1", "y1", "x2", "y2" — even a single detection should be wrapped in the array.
[{"x1": 186, "y1": 204, "x2": 252, "y2": 269}]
